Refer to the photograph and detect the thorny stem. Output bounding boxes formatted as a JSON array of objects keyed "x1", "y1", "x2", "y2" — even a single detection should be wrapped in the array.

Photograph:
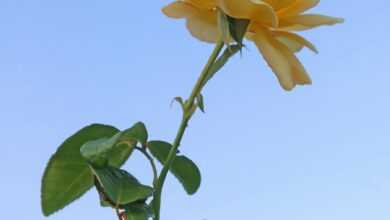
[{"x1": 152, "y1": 39, "x2": 225, "y2": 220}]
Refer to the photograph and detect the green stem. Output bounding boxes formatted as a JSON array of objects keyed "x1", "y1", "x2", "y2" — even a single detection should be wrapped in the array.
[
  {"x1": 134, "y1": 146, "x2": 158, "y2": 187},
  {"x1": 152, "y1": 39, "x2": 225, "y2": 220}
]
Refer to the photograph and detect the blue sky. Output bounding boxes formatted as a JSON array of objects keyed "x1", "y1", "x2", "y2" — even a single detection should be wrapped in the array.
[{"x1": 1, "y1": 0, "x2": 390, "y2": 219}]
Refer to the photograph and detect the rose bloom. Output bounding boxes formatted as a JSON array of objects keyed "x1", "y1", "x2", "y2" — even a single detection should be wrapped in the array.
[{"x1": 162, "y1": 0, "x2": 343, "y2": 91}]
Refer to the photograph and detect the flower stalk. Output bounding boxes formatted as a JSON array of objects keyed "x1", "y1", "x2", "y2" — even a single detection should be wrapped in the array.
[
  {"x1": 152, "y1": 39, "x2": 225, "y2": 220},
  {"x1": 40, "y1": 2, "x2": 343, "y2": 220}
]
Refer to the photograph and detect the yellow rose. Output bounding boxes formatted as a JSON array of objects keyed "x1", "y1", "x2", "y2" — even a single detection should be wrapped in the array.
[{"x1": 162, "y1": 0, "x2": 343, "y2": 91}]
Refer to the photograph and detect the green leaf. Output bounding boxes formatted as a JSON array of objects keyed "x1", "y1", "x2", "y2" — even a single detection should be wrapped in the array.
[
  {"x1": 121, "y1": 122, "x2": 148, "y2": 146},
  {"x1": 171, "y1": 96, "x2": 185, "y2": 111},
  {"x1": 147, "y1": 141, "x2": 201, "y2": 195},
  {"x1": 80, "y1": 133, "x2": 123, "y2": 167},
  {"x1": 91, "y1": 166, "x2": 153, "y2": 206},
  {"x1": 227, "y1": 16, "x2": 250, "y2": 47},
  {"x1": 125, "y1": 202, "x2": 154, "y2": 220},
  {"x1": 217, "y1": 9, "x2": 231, "y2": 44},
  {"x1": 41, "y1": 124, "x2": 120, "y2": 216},
  {"x1": 108, "y1": 141, "x2": 136, "y2": 168},
  {"x1": 80, "y1": 121, "x2": 149, "y2": 167},
  {"x1": 196, "y1": 94, "x2": 205, "y2": 113},
  {"x1": 98, "y1": 194, "x2": 112, "y2": 207},
  {"x1": 126, "y1": 208, "x2": 148, "y2": 220},
  {"x1": 217, "y1": 9, "x2": 249, "y2": 47},
  {"x1": 94, "y1": 177, "x2": 114, "y2": 208}
]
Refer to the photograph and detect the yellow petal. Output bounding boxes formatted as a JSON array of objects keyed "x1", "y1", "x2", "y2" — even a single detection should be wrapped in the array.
[
  {"x1": 185, "y1": 10, "x2": 220, "y2": 43},
  {"x1": 250, "y1": 28, "x2": 295, "y2": 91},
  {"x1": 263, "y1": 0, "x2": 295, "y2": 11},
  {"x1": 162, "y1": 1, "x2": 197, "y2": 19},
  {"x1": 277, "y1": 0, "x2": 320, "y2": 17},
  {"x1": 278, "y1": 44, "x2": 312, "y2": 85},
  {"x1": 271, "y1": 31, "x2": 312, "y2": 85},
  {"x1": 216, "y1": 0, "x2": 278, "y2": 27},
  {"x1": 276, "y1": 36, "x2": 304, "y2": 53},
  {"x1": 162, "y1": 1, "x2": 219, "y2": 43},
  {"x1": 280, "y1": 14, "x2": 344, "y2": 31},
  {"x1": 187, "y1": 0, "x2": 217, "y2": 10},
  {"x1": 273, "y1": 30, "x2": 318, "y2": 53}
]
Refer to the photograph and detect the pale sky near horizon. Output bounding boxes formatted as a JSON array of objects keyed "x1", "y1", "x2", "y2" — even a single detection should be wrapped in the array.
[{"x1": 1, "y1": 1, "x2": 390, "y2": 220}]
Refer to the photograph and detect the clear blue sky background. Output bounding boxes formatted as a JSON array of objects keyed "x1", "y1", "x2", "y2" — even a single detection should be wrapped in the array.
[{"x1": 1, "y1": 0, "x2": 389, "y2": 219}]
